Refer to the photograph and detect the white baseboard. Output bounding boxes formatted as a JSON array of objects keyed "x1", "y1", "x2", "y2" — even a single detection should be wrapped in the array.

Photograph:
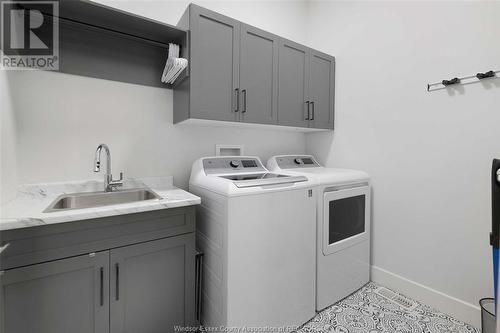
[{"x1": 371, "y1": 265, "x2": 481, "y2": 329}]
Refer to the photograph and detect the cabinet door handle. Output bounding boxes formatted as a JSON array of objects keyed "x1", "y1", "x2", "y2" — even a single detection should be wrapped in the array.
[
  {"x1": 99, "y1": 267, "x2": 104, "y2": 306},
  {"x1": 242, "y1": 89, "x2": 247, "y2": 113},
  {"x1": 115, "y1": 263, "x2": 120, "y2": 301},
  {"x1": 234, "y1": 88, "x2": 240, "y2": 112},
  {"x1": 310, "y1": 101, "x2": 315, "y2": 121},
  {"x1": 305, "y1": 101, "x2": 310, "y2": 120}
]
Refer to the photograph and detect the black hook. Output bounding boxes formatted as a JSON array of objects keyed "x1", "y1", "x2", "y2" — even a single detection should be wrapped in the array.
[
  {"x1": 476, "y1": 70, "x2": 495, "y2": 80},
  {"x1": 442, "y1": 77, "x2": 460, "y2": 86}
]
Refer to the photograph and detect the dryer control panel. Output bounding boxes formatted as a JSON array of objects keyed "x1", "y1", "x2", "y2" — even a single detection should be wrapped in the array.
[
  {"x1": 203, "y1": 157, "x2": 266, "y2": 174},
  {"x1": 274, "y1": 155, "x2": 320, "y2": 169}
]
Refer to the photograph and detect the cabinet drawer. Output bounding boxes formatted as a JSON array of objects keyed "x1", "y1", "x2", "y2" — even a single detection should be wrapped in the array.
[{"x1": 0, "y1": 207, "x2": 195, "y2": 270}]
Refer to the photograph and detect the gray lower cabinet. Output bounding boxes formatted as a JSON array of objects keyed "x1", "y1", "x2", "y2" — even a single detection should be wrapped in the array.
[
  {"x1": 239, "y1": 24, "x2": 279, "y2": 125},
  {"x1": 308, "y1": 50, "x2": 335, "y2": 129},
  {"x1": 0, "y1": 207, "x2": 196, "y2": 333},
  {"x1": 0, "y1": 252, "x2": 110, "y2": 333},
  {"x1": 110, "y1": 235, "x2": 195, "y2": 333},
  {"x1": 277, "y1": 39, "x2": 310, "y2": 128}
]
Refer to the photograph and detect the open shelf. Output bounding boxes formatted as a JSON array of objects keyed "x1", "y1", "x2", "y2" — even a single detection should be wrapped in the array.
[{"x1": 24, "y1": 0, "x2": 188, "y2": 88}]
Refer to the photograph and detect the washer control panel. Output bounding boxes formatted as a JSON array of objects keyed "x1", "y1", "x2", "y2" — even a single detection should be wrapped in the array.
[
  {"x1": 203, "y1": 157, "x2": 265, "y2": 174},
  {"x1": 275, "y1": 155, "x2": 320, "y2": 169}
]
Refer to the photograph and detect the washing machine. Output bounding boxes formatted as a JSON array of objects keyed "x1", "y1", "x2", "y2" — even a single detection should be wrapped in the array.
[
  {"x1": 189, "y1": 156, "x2": 317, "y2": 329},
  {"x1": 267, "y1": 155, "x2": 371, "y2": 311}
]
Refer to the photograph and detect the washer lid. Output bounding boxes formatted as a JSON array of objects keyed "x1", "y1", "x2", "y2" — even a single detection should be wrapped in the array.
[{"x1": 219, "y1": 173, "x2": 308, "y2": 188}]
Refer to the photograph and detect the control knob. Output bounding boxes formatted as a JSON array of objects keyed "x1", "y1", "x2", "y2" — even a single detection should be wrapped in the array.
[
  {"x1": 230, "y1": 160, "x2": 240, "y2": 168},
  {"x1": 294, "y1": 158, "x2": 302, "y2": 165}
]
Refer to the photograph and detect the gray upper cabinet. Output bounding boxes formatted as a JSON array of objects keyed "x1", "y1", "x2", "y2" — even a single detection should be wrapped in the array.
[
  {"x1": 187, "y1": 5, "x2": 240, "y2": 122},
  {"x1": 278, "y1": 44, "x2": 335, "y2": 130},
  {"x1": 110, "y1": 235, "x2": 195, "y2": 333},
  {"x1": 174, "y1": 4, "x2": 335, "y2": 131},
  {"x1": 308, "y1": 50, "x2": 335, "y2": 129},
  {"x1": 0, "y1": 252, "x2": 109, "y2": 333},
  {"x1": 277, "y1": 39, "x2": 310, "y2": 128},
  {"x1": 239, "y1": 24, "x2": 279, "y2": 125}
]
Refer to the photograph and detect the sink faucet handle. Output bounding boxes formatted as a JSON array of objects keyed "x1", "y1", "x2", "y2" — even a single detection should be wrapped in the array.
[
  {"x1": 107, "y1": 173, "x2": 124, "y2": 191},
  {"x1": 111, "y1": 172, "x2": 124, "y2": 186}
]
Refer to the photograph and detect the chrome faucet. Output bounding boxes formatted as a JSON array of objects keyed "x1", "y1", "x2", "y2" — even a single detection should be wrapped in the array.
[{"x1": 94, "y1": 144, "x2": 123, "y2": 192}]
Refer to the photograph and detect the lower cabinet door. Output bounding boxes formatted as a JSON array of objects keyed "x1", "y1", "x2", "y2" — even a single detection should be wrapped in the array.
[
  {"x1": 110, "y1": 234, "x2": 195, "y2": 333},
  {"x1": 0, "y1": 251, "x2": 109, "y2": 333}
]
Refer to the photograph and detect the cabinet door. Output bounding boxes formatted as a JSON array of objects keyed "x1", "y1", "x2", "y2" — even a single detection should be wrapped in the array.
[
  {"x1": 309, "y1": 50, "x2": 335, "y2": 129},
  {"x1": 110, "y1": 234, "x2": 196, "y2": 333},
  {"x1": 0, "y1": 252, "x2": 109, "y2": 333},
  {"x1": 277, "y1": 39, "x2": 310, "y2": 128},
  {"x1": 239, "y1": 24, "x2": 279, "y2": 125},
  {"x1": 190, "y1": 4, "x2": 240, "y2": 122}
]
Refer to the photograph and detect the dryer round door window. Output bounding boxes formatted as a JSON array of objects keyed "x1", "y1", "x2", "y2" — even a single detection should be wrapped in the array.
[{"x1": 323, "y1": 186, "x2": 370, "y2": 255}]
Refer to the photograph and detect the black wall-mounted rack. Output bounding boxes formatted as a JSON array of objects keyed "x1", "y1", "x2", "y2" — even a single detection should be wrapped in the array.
[
  {"x1": 19, "y1": 0, "x2": 189, "y2": 89},
  {"x1": 427, "y1": 69, "x2": 499, "y2": 92}
]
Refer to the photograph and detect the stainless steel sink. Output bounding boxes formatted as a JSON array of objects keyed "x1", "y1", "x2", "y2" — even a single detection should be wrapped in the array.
[{"x1": 44, "y1": 189, "x2": 161, "y2": 213}]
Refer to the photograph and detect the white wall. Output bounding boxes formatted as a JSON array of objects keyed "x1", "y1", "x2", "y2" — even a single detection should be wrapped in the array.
[
  {"x1": 0, "y1": 71, "x2": 18, "y2": 204},
  {"x1": 2, "y1": 0, "x2": 309, "y2": 191},
  {"x1": 306, "y1": 1, "x2": 500, "y2": 326},
  {"x1": 99, "y1": 0, "x2": 309, "y2": 45}
]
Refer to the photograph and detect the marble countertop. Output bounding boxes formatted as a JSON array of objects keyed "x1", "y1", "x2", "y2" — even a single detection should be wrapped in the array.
[{"x1": 0, "y1": 177, "x2": 200, "y2": 231}]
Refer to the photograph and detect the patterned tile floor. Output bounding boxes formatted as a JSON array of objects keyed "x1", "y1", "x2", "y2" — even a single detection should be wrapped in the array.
[{"x1": 297, "y1": 282, "x2": 480, "y2": 333}]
